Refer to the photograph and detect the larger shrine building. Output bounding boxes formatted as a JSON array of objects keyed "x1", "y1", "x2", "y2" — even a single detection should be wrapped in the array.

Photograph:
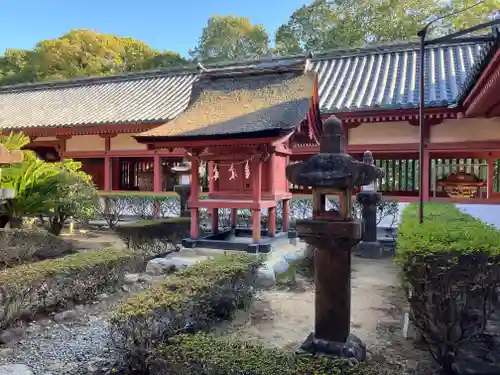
[{"x1": 0, "y1": 32, "x2": 500, "y2": 204}]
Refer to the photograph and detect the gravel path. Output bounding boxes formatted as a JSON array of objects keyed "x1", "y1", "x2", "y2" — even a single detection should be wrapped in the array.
[
  {"x1": 0, "y1": 275, "x2": 161, "y2": 375},
  {"x1": 0, "y1": 314, "x2": 116, "y2": 375}
]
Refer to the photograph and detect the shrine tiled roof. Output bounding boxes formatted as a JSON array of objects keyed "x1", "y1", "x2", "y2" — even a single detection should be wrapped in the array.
[
  {"x1": 0, "y1": 70, "x2": 198, "y2": 129},
  {"x1": 135, "y1": 59, "x2": 316, "y2": 140},
  {"x1": 0, "y1": 37, "x2": 492, "y2": 130}
]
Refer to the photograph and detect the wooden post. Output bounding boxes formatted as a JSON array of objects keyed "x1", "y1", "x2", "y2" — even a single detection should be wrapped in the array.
[
  {"x1": 252, "y1": 209, "x2": 261, "y2": 243},
  {"x1": 268, "y1": 206, "x2": 276, "y2": 237},
  {"x1": 208, "y1": 161, "x2": 215, "y2": 193},
  {"x1": 251, "y1": 159, "x2": 262, "y2": 242},
  {"x1": 153, "y1": 155, "x2": 161, "y2": 217},
  {"x1": 153, "y1": 155, "x2": 162, "y2": 192},
  {"x1": 190, "y1": 208, "x2": 199, "y2": 239},
  {"x1": 422, "y1": 150, "x2": 431, "y2": 202},
  {"x1": 252, "y1": 159, "x2": 262, "y2": 202},
  {"x1": 231, "y1": 208, "x2": 238, "y2": 228},
  {"x1": 282, "y1": 199, "x2": 290, "y2": 232},
  {"x1": 104, "y1": 156, "x2": 112, "y2": 191},
  {"x1": 190, "y1": 154, "x2": 200, "y2": 239},
  {"x1": 269, "y1": 153, "x2": 277, "y2": 194},
  {"x1": 487, "y1": 154, "x2": 495, "y2": 199},
  {"x1": 189, "y1": 155, "x2": 199, "y2": 206},
  {"x1": 211, "y1": 208, "x2": 219, "y2": 234}
]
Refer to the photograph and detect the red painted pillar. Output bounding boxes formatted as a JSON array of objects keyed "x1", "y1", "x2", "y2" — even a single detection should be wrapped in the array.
[
  {"x1": 153, "y1": 155, "x2": 161, "y2": 217},
  {"x1": 112, "y1": 158, "x2": 120, "y2": 190},
  {"x1": 269, "y1": 153, "x2": 277, "y2": 194},
  {"x1": 282, "y1": 199, "x2": 290, "y2": 232},
  {"x1": 487, "y1": 154, "x2": 495, "y2": 199},
  {"x1": 422, "y1": 150, "x2": 431, "y2": 202},
  {"x1": 231, "y1": 208, "x2": 238, "y2": 228},
  {"x1": 104, "y1": 156, "x2": 112, "y2": 191},
  {"x1": 211, "y1": 208, "x2": 219, "y2": 234},
  {"x1": 208, "y1": 161, "x2": 215, "y2": 193},
  {"x1": 252, "y1": 159, "x2": 262, "y2": 243},
  {"x1": 190, "y1": 155, "x2": 200, "y2": 239},
  {"x1": 252, "y1": 210, "x2": 261, "y2": 242},
  {"x1": 268, "y1": 206, "x2": 276, "y2": 237}
]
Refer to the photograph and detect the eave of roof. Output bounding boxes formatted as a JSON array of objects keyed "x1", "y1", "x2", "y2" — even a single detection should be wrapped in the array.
[
  {"x1": 457, "y1": 26, "x2": 500, "y2": 106},
  {"x1": 137, "y1": 61, "x2": 315, "y2": 141},
  {"x1": 0, "y1": 35, "x2": 494, "y2": 131}
]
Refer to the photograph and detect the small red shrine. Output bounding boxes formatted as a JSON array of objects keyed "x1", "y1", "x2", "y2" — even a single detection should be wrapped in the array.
[{"x1": 135, "y1": 58, "x2": 322, "y2": 252}]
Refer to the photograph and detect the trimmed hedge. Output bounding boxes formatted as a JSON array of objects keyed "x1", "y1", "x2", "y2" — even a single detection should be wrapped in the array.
[
  {"x1": 395, "y1": 203, "x2": 500, "y2": 372},
  {"x1": 0, "y1": 228, "x2": 75, "y2": 267},
  {"x1": 0, "y1": 247, "x2": 142, "y2": 328},
  {"x1": 115, "y1": 218, "x2": 190, "y2": 259},
  {"x1": 148, "y1": 333, "x2": 394, "y2": 375},
  {"x1": 109, "y1": 253, "x2": 261, "y2": 371}
]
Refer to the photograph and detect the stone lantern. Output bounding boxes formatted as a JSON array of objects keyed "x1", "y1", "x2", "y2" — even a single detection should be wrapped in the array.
[
  {"x1": 171, "y1": 160, "x2": 192, "y2": 217},
  {"x1": 355, "y1": 151, "x2": 383, "y2": 258},
  {"x1": 285, "y1": 115, "x2": 382, "y2": 361}
]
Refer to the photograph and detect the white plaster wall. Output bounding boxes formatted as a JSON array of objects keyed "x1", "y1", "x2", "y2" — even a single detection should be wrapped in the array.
[
  {"x1": 34, "y1": 136, "x2": 58, "y2": 141},
  {"x1": 349, "y1": 122, "x2": 419, "y2": 145},
  {"x1": 110, "y1": 134, "x2": 147, "y2": 151},
  {"x1": 66, "y1": 135, "x2": 105, "y2": 152},
  {"x1": 430, "y1": 118, "x2": 500, "y2": 143}
]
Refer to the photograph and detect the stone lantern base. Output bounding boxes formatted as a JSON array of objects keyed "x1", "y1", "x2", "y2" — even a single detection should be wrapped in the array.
[{"x1": 300, "y1": 333, "x2": 367, "y2": 361}]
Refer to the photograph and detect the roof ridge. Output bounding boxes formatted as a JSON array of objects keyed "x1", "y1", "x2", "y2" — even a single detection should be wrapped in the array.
[
  {"x1": 311, "y1": 36, "x2": 492, "y2": 61},
  {"x1": 0, "y1": 34, "x2": 490, "y2": 94}
]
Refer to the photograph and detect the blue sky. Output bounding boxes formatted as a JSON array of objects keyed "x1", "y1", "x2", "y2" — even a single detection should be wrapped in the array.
[{"x1": 0, "y1": 0, "x2": 308, "y2": 57}]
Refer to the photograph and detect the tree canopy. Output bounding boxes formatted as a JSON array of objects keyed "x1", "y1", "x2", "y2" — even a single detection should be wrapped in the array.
[
  {"x1": 0, "y1": 3, "x2": 498, "y2": 85},
  {"x1": 0, "y1": 29, "x2": 188, "y2": 85},
  {"x1": 274, "y1": 0, "x2": 499, "y2": 55},
  {"x1": 190, "y1": 15, "x2": 270, "y2": 62}
]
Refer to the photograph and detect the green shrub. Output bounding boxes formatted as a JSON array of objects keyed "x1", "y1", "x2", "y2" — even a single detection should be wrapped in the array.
[
  {"x1": 114, "y1": 218, "x2": 190, "y2": 259},
  {"x1": 109, "y1": 253, "x2": 261, "y2": 371},
  {"x1": 0, "y1": 228, "x2": 75, "y2": 267},
  {"x1": 148, "y1": 333, "x2": 395, "y2": 375},
  {"x1": 0, "y1": 247, "x2": 142, "y2": 328},
  {"x1": 395, "y1": 203, "x2": 500, "y2": 372}
]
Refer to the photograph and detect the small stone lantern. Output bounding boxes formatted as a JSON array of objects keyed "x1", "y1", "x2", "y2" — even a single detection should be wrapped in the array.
[
  {"x1": 171, "y1": 160, "x2": 192, "y2": 217},
  {"x1": 355, "y1": 151, "x2": 383, "y2": 258},
  {"x1": 285, "y1": 115, "x2": 382, "y2": 361}
]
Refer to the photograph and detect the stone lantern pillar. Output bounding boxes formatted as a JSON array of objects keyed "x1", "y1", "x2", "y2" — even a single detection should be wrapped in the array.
[
  {"x1": 355, "y1": 151, "x2": 383, "y2": 258},
  {"x1": 285, "y1": 115, "x2": 382, "y2": 361},
  {"x1": 171, "y1": 161, "x2": 192, "y2": 217}
]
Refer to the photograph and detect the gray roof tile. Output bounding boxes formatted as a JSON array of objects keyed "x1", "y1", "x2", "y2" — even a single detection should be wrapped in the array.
[
  {"x1": 0, "y1": 39, "x2": 490, "y2": 129},
  {"x1": 312, "y1": 42, "x2": 485, "y2": 112},
  {"x1": 0, "y1": 72, "x2": 197, "y2": 129}
]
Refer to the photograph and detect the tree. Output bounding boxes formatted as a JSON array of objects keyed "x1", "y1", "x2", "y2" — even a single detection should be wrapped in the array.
[
  {"x1": 190, "y1": 15, "x2": 270, "y2": 62},
  {"x1": 275, "y1": 0, "x2": 499, "y2": 54},
  {"x1": 0, "y1": 49, "x2": 39, "y2": 85},
  {"x1": 42, "y1": 159, "x2": 99, "y2": 235},
  {"x1": 0, "y1": 29, "x2": 188, "y2": 85},
  {"x1": 0, "y1": 132, "x2": 98, "y2": 233},
  {"x1": 443, "y1": 0, "x2": 500, "y2": 32}
]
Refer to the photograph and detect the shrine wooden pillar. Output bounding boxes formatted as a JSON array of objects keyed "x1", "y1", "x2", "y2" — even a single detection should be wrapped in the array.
[
  {"x1": 102, "y1": 135, "x2": 114, "y2": 191},
  {"x1": 422, "y1": 150, "x2": 431, "y2": 202},
  {"x1": 189, "y1": 154, "x2": 200, "y2": 239},
  {"x1": 282, "y1": 199, "x2": 290, "y2": 232},
  {"x1": 251, "y1": 158, "x2": 262, "y2": 243},
  {"x1": 211, "y1": 208, "x2": 219, "y2": 234},
  {"x1": 153, "y1": 154, "x2": 161, "y2": 217},
  {"x1": 487, "y1": 153, "x2": 495, "y2": 198},
  {"x1": 231, "y1": 208, "x2": 237, "y2": 228},
  {"x1": 268, "y1": 207, "x2": 276, "y2": 236}
]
